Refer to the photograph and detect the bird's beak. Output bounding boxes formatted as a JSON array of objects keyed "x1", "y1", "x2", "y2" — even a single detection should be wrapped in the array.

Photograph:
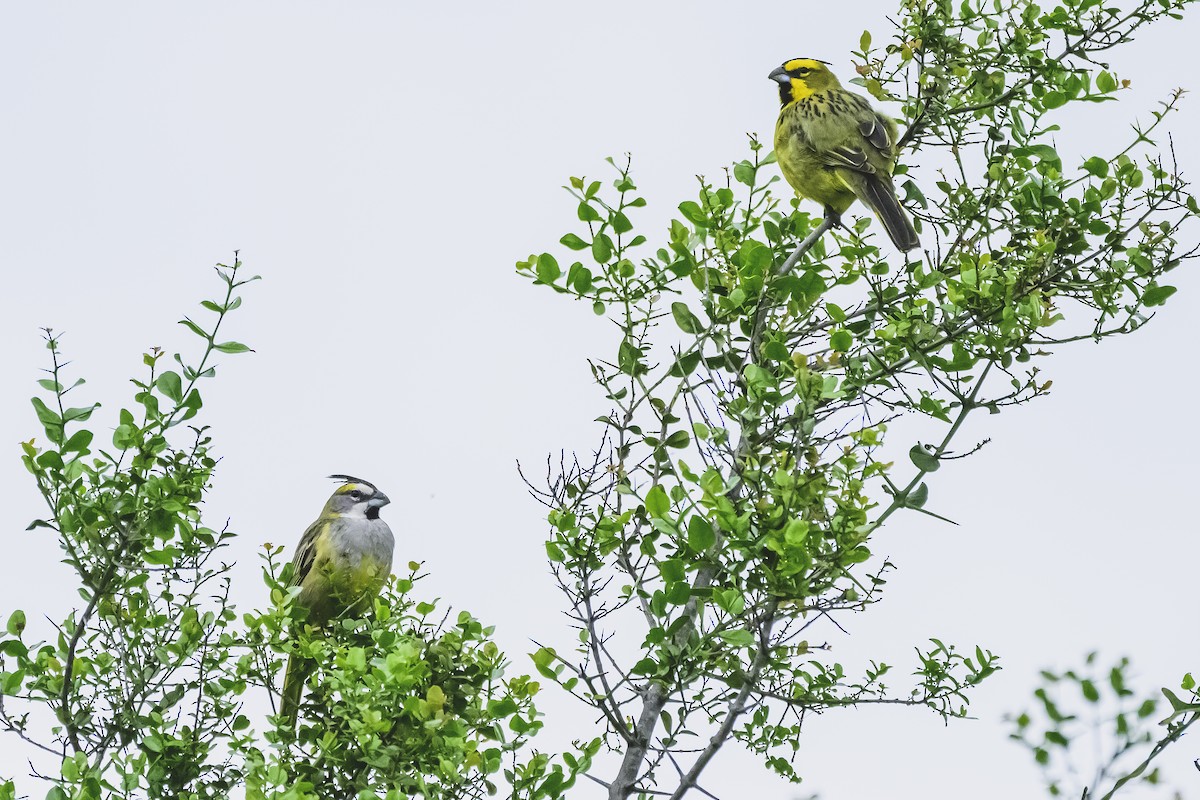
[
  {"x1": 768, "y1": 66, "x2": 790, "y2": 85},
  {"x1": 368, "y1": 491, "x2": 391, "y2": 509}
]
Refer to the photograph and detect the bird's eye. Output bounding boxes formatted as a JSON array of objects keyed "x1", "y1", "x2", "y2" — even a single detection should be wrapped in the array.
[
  {"x1": 350, "y1": 490, "x2": 363, "y2": 501},
  {"x1": 795, "y1": 68, "x2": 810, "y2": 76}
]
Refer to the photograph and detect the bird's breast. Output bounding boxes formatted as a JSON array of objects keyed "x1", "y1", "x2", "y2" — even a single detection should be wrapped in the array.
[{"x1": 328, "y1": 518, "x2": 395, "y2": 572}]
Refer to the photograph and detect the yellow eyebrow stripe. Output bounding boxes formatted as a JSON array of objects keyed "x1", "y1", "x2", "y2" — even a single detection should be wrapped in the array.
[{"x1": 784, "y1": 58, "x2": 824, "y2": 71}]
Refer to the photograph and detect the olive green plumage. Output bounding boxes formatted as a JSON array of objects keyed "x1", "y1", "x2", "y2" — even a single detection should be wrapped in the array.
[
  {"x1": 279, "y1": 475, "x2": 395, "y2": 727},
  {"x1": 769, "y1": 58, "x2": 919, "y2": 252}
]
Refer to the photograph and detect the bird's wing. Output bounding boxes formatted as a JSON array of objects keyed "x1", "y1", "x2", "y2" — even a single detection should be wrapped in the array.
[
  {"x1": 817, "y1": 115, "x2": 897, "y2": 175},
  {"x1": 819, "y1": 145, "x2": 876, "y2": 174},
  {"x1": 290, "y1": 519, "x2": 325, "y2": 587},
  {"x1": 858, "y1": 116, "x2": 894, "y2": 158}
]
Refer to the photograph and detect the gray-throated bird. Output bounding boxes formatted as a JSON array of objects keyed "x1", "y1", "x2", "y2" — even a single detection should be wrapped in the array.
[
  {"x1": 279, "y1": 475, "x2": 395, "y2": 727},
  {"x1": 770, "y1": 57, "x2": 919, "y2": 252}
]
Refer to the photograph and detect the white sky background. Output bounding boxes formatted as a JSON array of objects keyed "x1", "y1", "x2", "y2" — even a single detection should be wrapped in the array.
[{"x1": 2, "y1": 2, "x2": 1198, "y2": 798}]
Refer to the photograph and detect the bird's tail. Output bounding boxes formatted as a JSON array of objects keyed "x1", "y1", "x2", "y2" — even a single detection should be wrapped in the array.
[
  {"x1": 858, "y1": 175, "x2": 919, "y2": 252},
  {"x1": 279, "y1": 652, "x2": 312, "y2": 728}
]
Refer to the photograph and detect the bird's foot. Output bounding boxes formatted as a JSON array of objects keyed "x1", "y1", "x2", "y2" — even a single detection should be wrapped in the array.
[{"x1": 822, "y1": 208, "x2": 845, "y2": 229}]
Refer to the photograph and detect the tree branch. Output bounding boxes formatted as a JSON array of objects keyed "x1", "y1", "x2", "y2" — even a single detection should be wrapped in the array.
[{"x1": 667, "y1": 601, "x2": 779, "y2": 800}]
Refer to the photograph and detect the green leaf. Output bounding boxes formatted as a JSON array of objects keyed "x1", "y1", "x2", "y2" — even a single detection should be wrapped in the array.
[
  {"x1": 1158, "y1": 688, "x2": 1200, "y2": 723},
  {"x1": 535, "y1": 253, "x2": 560, "y2": 284},
  {"x1": 737, "y1": 241, "x2": 773, "y2": 275},
  {"x1": 144, "y1": 547, "x2": 180, "y2": 566},
  {"x1": 62, "y1": 404, "x2": 97, "y2": 423},
  {"x1": 665, "y1": 581, "x2": 691, "y2": 604},
  {"x1": 664, "y1": 430, "x2": 690, "y2": 448},
  {"x1": 36, "y1": 451, "x2": 63, "y2": 470},
  {"x1": 717, "y1": 629, "x2": 755, "y2": 647},
  {"x1": 178, "y1": 317, "x2": 208, "y2": 339},
  {"x1": 592, "y1": 233, "x2": 613, "y2": 264},
  {"x1": 715, "y1": 589, "x2": 745, "y2": 615},
  {"x1": 1096, "y1": 71, "x2": 1118, "y2": 93},
  {"x1": 618, "y1": 339, "x2": 642, "y2": 375},
  {"x1": 560, "y1": 233, "x2": 589, "y2": 251},
  {"x1": 577, "y1": 202, "x2": 601, "y2": 222},
  {"x1": 733, "y1": 161, "x2": 755, "y2": 186},
  {"x1": 830, "y1": 330, "x2": 853, "y2": 352},
  {"x1": 908, "y1": 445, "x2": 941, "y2": 473},
  {"x1": 1041, "y1": 91, "x2": 1067, "y2": 109},
  {"x1": 155, "y1": 371, "x2": 183, "y2": 402},
  {"x1": 113, "y1": 423, "x2": 138, "y2": 450},
  {"x1": 213, "y1": 341, "x2": 252, "y2": 354},
  {"x1": 1143, "y1": 284, "x2": 1176, "y2": 307},
  {"x1": 660, "y1": 559, "x2": 685, "y2": 583},
  {"x1": 567, "y1": 263, "x2": 593, "y2": 293},
  {"x1": 782, "y1": 519, "x2": 808, "y2": 545},
  {"x1": 687, "y1": 516, "x2": 716, "y2": 552},
  {"x1": 762, "y1": 340, "x2": 789, "y2": 361},
  {"x1": 30, "y1": 397, "x2": 61, "y2": 429},
  {"x1": 843, "y1": 545, "x2": 871, "y2": 564},
  {"x1": 1025, "y1": 144, "x2": 1061, "y2": 167},
  {"x1": 777, "y1": 270, "x2": 826, "y2": 306},
  {"x1": 907, "y1": 482, "x2": 929, "y2": 509},
  {"x1": 62, "y1": 430, "x2": 93, "y2": 453},
  {"x1": 669, "y1": 350, "x2": 702, "y2": 378},
  {"x1": 5, "y1": 610, "x2": 25, "y2": 636},
  {"x1": 645, "y1": 485, "x2": 669, "y2": 518},
  {"x1": 671, "y1": 302, "x2": 702, "y2": 334},
  {"x1": 1082, "y1": 157, "x2": 1109, "y2": 178},
  {"x1": 632, "y1": 657, "x2": 659, "y2": 675},
  {"x1": 180, "y1": 389, "x2": 203, "y2": 416},
  {"x1": 0, "y1": 639, "x2": 27, "y2": 658},
  {"x1": 1162, "y1": 687, "x2": 1189, "y2": 712},
  {"x1": 859, "y1": 30, "x2": 872, "y2": 51},
  {"x1": 530, "y1": 647, "x2": 556, "y2": 681},
  {"x1": 941, "y1": 342, "x2": 977, "y2": 372},
  {"x1": 678, "y1": 201, "x2": 707, "y2": 226}
]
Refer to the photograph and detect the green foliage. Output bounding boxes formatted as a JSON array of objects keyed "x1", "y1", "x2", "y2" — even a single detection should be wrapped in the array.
[
  {"x1": 1, "y1": 259, "x2": 576, "y2": 799},
  {"x1": 2, "y1": 0, "x2": 1197, "y2": 797},
  {"x1": 3, "y1": 258, "x2": 256, "y2": 797},
  {"x1": 236, "y1": 557, "x2": 583, "y2": 800},
  {"x1": 516, "y1": 0, "x2": 1197, "y2": 796},
  {"x1": 1010, "y1": 655, "x2": 1200, "y2": 798}
]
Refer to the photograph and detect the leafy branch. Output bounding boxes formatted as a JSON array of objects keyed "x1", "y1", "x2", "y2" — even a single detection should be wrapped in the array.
[{"x1": 518, "y1": 1, "x2": 1196, "y2": 798}]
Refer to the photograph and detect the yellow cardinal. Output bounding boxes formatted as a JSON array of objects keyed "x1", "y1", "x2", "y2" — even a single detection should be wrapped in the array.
[{"x1": 770, "y1": 58, "x2": 919, "y2": 252}]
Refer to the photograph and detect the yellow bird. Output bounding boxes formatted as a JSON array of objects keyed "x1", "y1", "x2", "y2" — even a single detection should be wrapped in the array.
[
  {"x1": 279, "y1": 475, "x2": 394, "y2": 727},
  {"x1": 769, "y1": 58, "x2": 919, "y2": 252}
]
